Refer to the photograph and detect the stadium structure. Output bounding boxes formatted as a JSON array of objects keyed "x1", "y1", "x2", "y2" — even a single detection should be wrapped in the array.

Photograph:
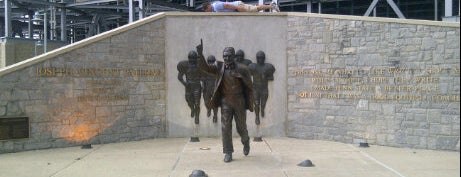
[{"x1": 0, "y1": 0, "x2": 459, "y2": 67}]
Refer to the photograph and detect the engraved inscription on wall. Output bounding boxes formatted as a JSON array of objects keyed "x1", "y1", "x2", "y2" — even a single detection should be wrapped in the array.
[
  {"x1": 36, "y1": 67, "x2": 162, "y2": 77},
  {"x1": 35, "y1": 67, "x2": 163, "y2": 103},
  {"x1": 292, "y1": 66, "x2": 460, "y2": 102}
]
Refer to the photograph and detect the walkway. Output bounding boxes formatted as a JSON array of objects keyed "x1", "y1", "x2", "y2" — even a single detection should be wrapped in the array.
[{"x1": 0, "y1": 138, "x2": 459, "y2": 177}]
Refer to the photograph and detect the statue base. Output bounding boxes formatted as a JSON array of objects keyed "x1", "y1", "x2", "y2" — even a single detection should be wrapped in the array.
[
  {"x1": 253, "y1": 137, "x2": 263, "y2": 142},
  {"x1": 81, "y1": 144, "x2": 92, "y2": 149},
  {"x1": 190, "y1": 137, "x2": 200, "y2": 142},
  {"x1": 359, "y1": 142, "x2": 369, "y2": 148}
]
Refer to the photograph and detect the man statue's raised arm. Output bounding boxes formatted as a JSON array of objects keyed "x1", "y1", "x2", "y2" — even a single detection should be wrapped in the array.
[{"x1": 197, "y1": 39, "x2": 218, "y2": 75}]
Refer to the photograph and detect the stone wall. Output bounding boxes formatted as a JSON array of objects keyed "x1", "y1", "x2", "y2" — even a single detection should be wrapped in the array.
[
  {"x1": 286, "y1": 14, "x2": 460, "y2": 150},
  {"x1": 0, "y1": 38, "x2": 67, "y2": 68},
  {"x1": 0, "y1": 16, "x2": 167, "y2": 153},
  {"x1": 0, "y1": 13, "x2": 459, "y2": 152}
]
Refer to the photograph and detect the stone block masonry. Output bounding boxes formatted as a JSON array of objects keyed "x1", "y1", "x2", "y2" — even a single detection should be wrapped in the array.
[
  {"x1": 287, "y1": 15, "x2": 460, "y2": 150},
  {"x1": 0, "y1": 17, "x2": 167, "y2": 153}
]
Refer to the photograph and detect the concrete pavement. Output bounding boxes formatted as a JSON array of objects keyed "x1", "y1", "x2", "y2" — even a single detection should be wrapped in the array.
[{"x1": 0, "y1": 137, "x2": 459, "y2": 177}]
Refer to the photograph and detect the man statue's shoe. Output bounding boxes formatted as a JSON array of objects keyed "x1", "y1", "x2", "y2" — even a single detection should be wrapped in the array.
[
  {"x1": 224, "y1": 153, "x2": 232, "y2": 163},
  {"x1": 243, "y1": 141, "x2": 250, "y2": 156},
  {"x1": 195, "y1": 117, "x2": 199, "y2": 124}
]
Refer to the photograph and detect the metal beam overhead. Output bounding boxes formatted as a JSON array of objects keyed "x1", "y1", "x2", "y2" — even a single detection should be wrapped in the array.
[
  {"x1": 364, "y1": 0, "x2": 405, "y2": 19},
  {"x1": 68, "y1": 5, "x2": 128, "y2": 10},
  {"x1": 364, "y1": 0, "x2": 380, "y2": 17},
  {"x1": 9, "y1": 0, "x2": 31, "y2": 12},
  {"x1": 66, "y1": 0, "x2": 119, "y2": 7},
  {"x1": 385, "y1": 0, "x2": 405, "y2": 19},
  {"x1": 13, "y1": 0, "x2": 65, "y2": 7},
  {"x1": 2, "y1": 0, "x2": 447, "y2": 48}
]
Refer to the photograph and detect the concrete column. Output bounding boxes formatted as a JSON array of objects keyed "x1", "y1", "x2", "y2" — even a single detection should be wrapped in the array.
[
  {"x1": 318, "y1": 2, "x2": 322, "y2": 14},
  {"x1": 129, "y1": 0, "x2": 134, "y2": 23},
  {"x1": 44, "y1": 12, "x2": 48, "y2": 53},
  {"x1": 28, "y1": 11, "x2": 33, "y2": 39},
  {"x1": 435, "y1": 0, "x2": 438, "y2": 21},
  {"x1": 138, "y1": 0, "x2": 144, "y2": 19},
  {"x1": 61, "y1": 8, "x2": 67, "y2": 42},
  {"x1": 4, "y1": 0, "x2": 12, "y2": 37},
  {"x1": 306, "y1": 0, "x2": 312, "y2": 13},
  {"x1": 117, "y1": 0, "x2": 120, "y2": 27},
  {"x1": 445, "y1": 0, "x2": 453, "y2": 17},
  {"x1": 50, "y1": 5, "x2": 56, "y2": 40}
]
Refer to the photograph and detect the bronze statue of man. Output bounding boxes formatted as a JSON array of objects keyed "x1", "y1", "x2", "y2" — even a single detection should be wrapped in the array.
[
  {"x1": 248, "y1": 51, "x2": 276, "y2": 125},
  {"x1": 177, "y1": 51, "x2": 203, "y2": 124},
  {"x1": 197, "y1": 41, "x2": 254, "y2": 163},
  {"x1": 201, "y1": 55, "x2": 219, "y2": 123},
  {"x1": 235, "y1": 49, "x2": 253, "y2": 66}
]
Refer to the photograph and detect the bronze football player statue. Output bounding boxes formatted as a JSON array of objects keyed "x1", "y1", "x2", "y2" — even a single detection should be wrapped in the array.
[
  {"x1": 177, "y1": 51, "x2": 203, "y2": 124},
  {"x1": 248, "y1": 51, "x2": 276, "y2": 125}
]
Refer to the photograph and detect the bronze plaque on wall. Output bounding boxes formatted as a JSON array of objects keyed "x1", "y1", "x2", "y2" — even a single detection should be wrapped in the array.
[{"x1": 0, "y1": 117, "x2": 29, "y2": 140}]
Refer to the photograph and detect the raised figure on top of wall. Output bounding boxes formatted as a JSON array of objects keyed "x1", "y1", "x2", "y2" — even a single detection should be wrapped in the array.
[
  {"x1": 248, "y1": 51, "x2": 276, "y2": 125},
  {"x1": 235, "y1": 49, "x2": 253, "y2": 66},
  {"x1": 177, "y1": 51, "x2": 203, "y2": 124},
  {"x1": 201, "y1": 55, "x2": 219, "y2": 123},
  {"x1": 197, "y1": 40, "x2": 254, "y2": 163}
]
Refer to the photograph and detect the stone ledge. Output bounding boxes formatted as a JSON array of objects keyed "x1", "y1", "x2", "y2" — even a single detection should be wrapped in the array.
[{"x1": 287, "y1": 12, "x2": 460, "y2": 27}]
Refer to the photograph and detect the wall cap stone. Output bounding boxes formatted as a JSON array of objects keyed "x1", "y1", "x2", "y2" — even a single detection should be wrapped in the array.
[
  {"x1": 287, "y1": 12, "x2": 460, "y2": 27},
  {"x1": 166, "y1": 12, "x2": 459, "y2": 27}
]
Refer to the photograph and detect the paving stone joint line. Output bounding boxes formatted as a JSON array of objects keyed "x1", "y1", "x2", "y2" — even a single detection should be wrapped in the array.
[
  {"x1": 168, "y1": 139, "x2": 189, "y2": 177},
  {"x1": 48, "y1": 145, "x2": 104, "y2": 177},
  {"x1": 348, "y1": 144, "x2": 407, "y2": 177}
]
